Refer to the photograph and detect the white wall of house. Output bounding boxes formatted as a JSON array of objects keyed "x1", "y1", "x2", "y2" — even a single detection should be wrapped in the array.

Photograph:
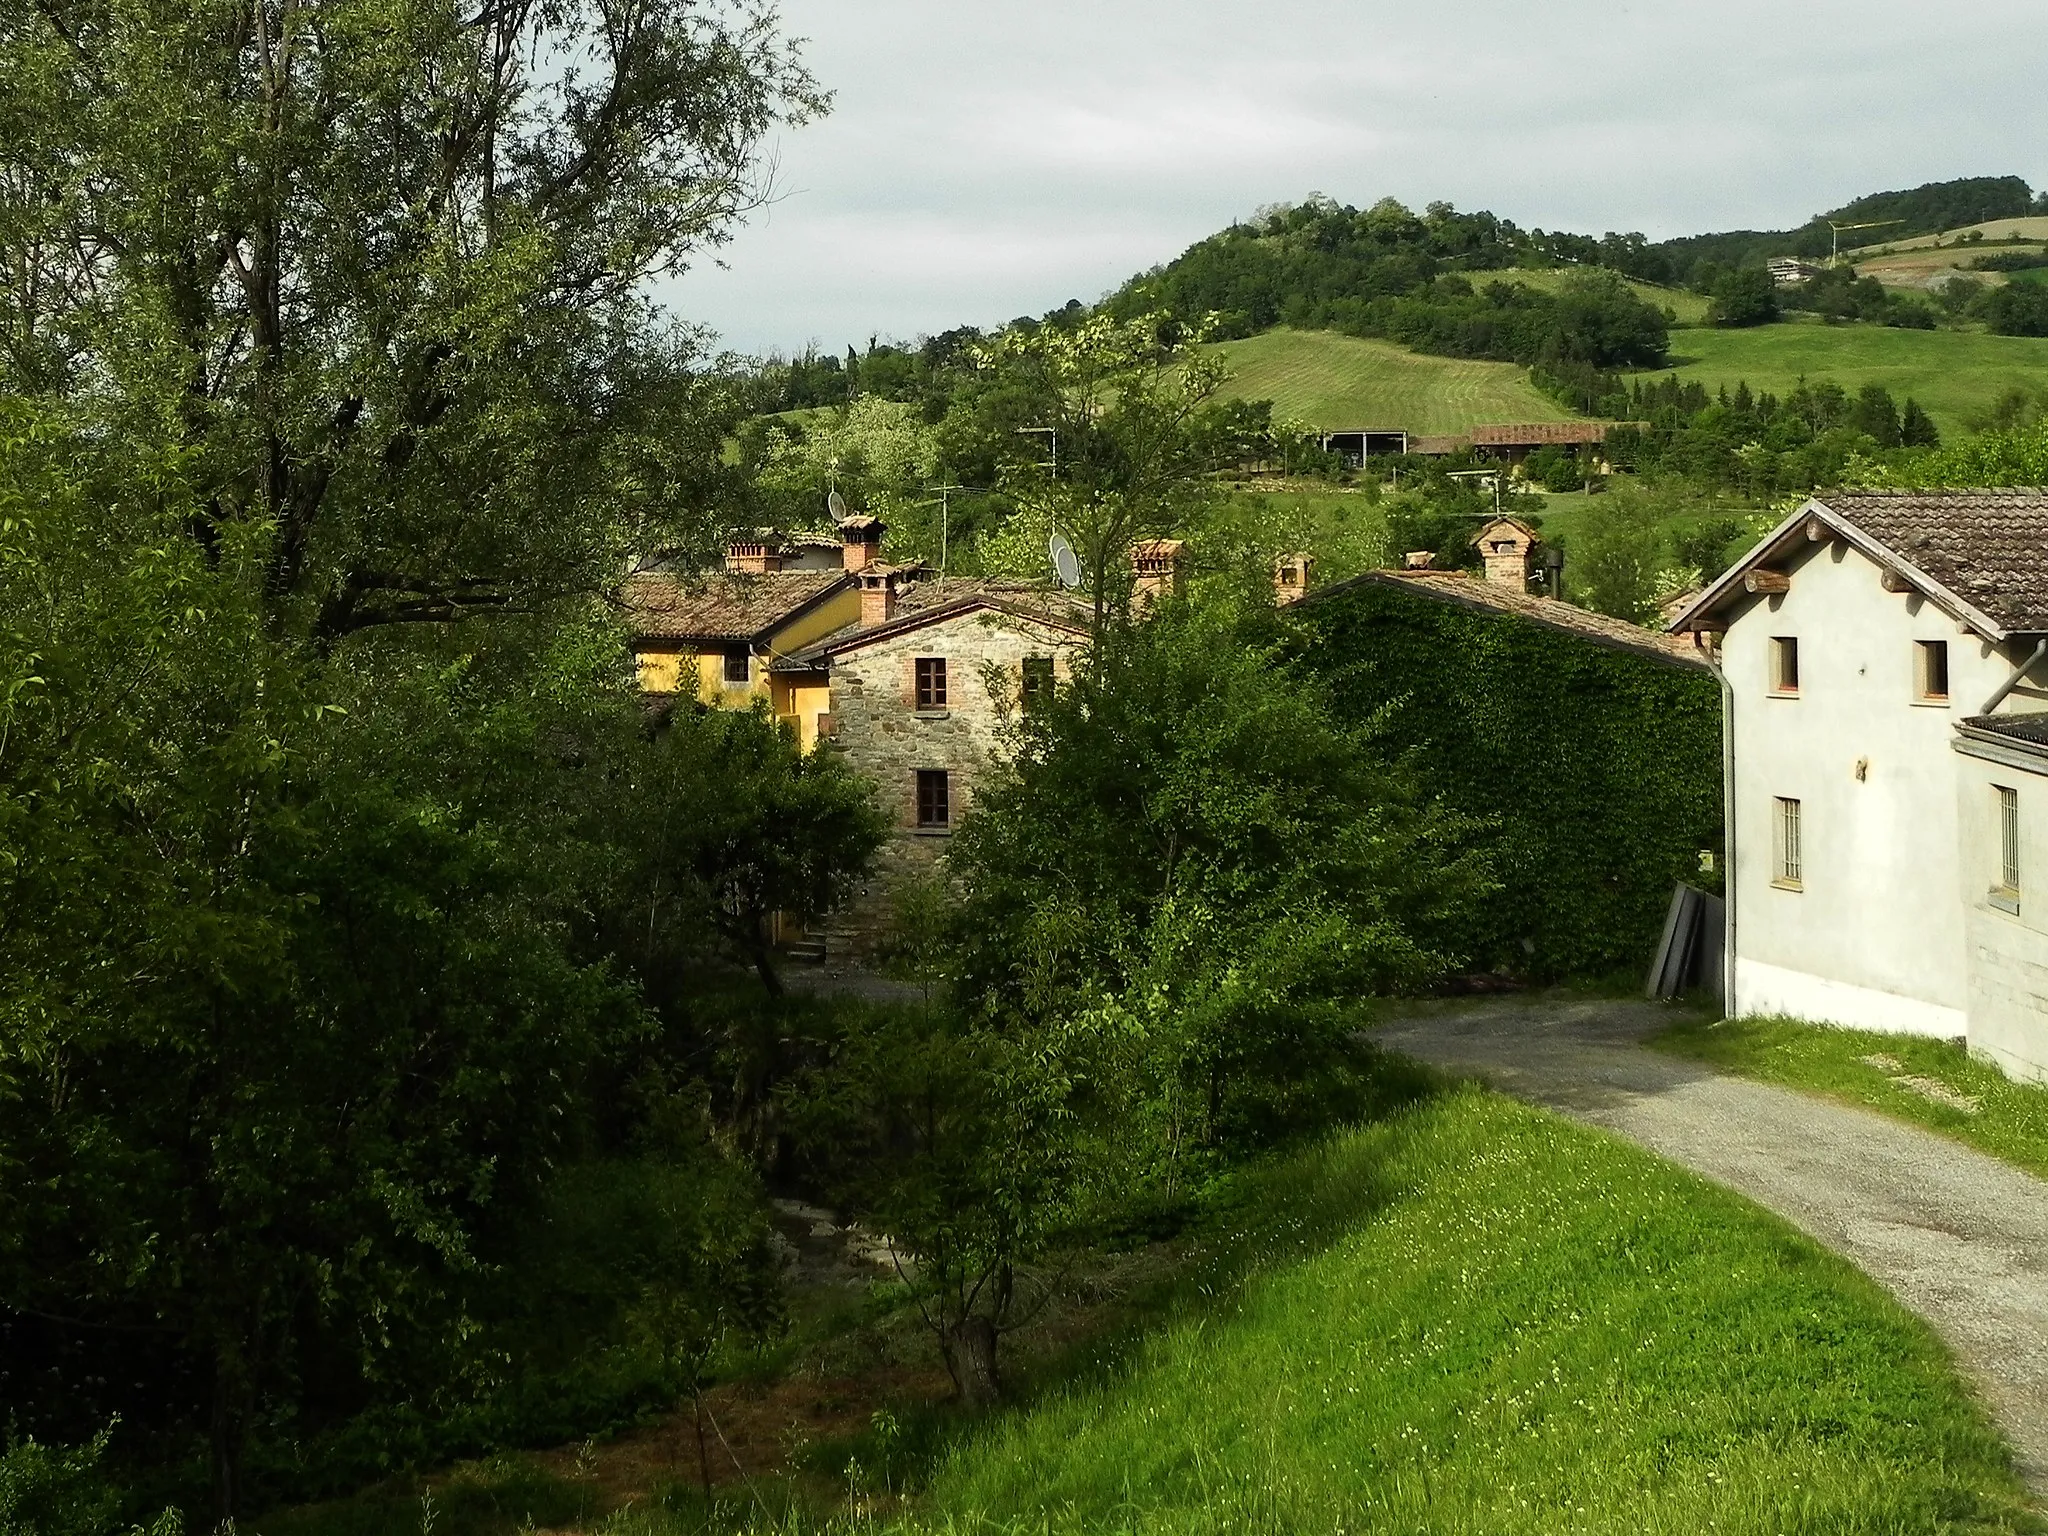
[
  {"x1": 1954, "y1": 736, "x2": 2048, "y2": 1081},
  {"x1": 1726, "y1": 535, "x2": 2015, "y2": 1035}
]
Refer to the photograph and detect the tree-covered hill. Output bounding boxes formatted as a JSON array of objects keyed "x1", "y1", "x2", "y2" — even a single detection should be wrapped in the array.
[{"x1": 1095, "y1": 176, "x2": 2046, "y2": 366}]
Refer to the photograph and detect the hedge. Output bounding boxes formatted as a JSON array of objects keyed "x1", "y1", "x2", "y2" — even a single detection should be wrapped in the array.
[{"x1": 1295, "y1": 577, "x2": 1723, "y2": 982}]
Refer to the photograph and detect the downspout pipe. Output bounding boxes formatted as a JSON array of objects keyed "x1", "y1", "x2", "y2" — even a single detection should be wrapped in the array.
[
  {"x1": 1700, "y1": 635, "x2": 1736, "y2": 1014},
  {"x1": 1979, "y1": 636, "x2": 2048, "y2": 717}
]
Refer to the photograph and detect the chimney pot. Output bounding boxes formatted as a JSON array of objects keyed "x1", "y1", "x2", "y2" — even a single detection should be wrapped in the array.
[{"x1": 860, "y1": 567, "x2": 898, "y2": 626}]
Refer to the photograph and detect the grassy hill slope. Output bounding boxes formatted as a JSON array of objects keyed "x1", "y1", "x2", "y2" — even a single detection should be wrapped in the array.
[
  {"x1": 1210, "y1": 328, "x2": 1574, "y2": 433},
  {"x1": 1487, "y1": 267, "x2": 1712, "y2": 327},
  {"x1": 911, "y1": 1089, "x2": 2033, "y2": 1535},
  {"x1": 1658, "y1": 319, "x2": 2048, "y2": 435}
]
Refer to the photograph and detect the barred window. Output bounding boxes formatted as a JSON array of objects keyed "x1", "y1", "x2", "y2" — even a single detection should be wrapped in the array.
[
  {"x1": 1998, "y1": 786, "x2": 2021, "y2": 899},
  {"x1": 915, "y1": 657, "x2": 948, "y2": 711},
  {"x1": 723, "y1": 649, "x2": 750, "y2": 685},
  {"x1": 1774, "y1": 797, "x2": 1803, "y2": 889}
]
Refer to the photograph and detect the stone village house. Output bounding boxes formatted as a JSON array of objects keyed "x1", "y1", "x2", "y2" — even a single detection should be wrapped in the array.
[
  {"x1": 622, "y1": 519, "x2": 1092, "y2": 955},
  {"x1": 1670, "y1": 492, "x2": 2048, "y2": 1082}
]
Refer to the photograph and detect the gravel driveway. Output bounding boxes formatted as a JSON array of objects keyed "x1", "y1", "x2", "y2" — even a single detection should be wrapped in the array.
[{"x1": 1376, "y1": 995, "x2": 2048, "y2": 1498}]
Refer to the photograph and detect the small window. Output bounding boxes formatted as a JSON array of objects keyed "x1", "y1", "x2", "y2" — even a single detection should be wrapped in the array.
[
  {"x1": 1773, "y1": 796, "x2": 1803, "y2": 890},
  {"x1": 1915, "y1": 640, "x2": 1950, "y2": 702},
  {"x1": 1769, "y1": 636, "x2": 1800, "y2": 695},
  {"x1": 915, "y1": 769, "x2": 951, "y2": 829},
  {"x1": 723, "y1": 649, "x2": 751, "y2": 685},
  {"x1": 1996, "y1": 785, "x2": 2021, "y2": 906},
  {"x1": 1021, "y1": 655, "x2": 1055, "y2": 711},
  {"x1": 915, "y1": 657, "x2": 948, "y2": 711}
]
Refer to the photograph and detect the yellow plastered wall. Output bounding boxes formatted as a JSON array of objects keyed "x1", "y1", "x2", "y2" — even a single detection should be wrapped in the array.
[
  {"x1": 772, "y1": 677, "x2": 833, "y2": 752},
  {"x1": 635, "y1": 648, "x2": 685, "y2": 694}
]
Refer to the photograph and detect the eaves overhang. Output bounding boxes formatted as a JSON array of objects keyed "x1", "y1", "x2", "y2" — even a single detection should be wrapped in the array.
[{"x1": 1664, "y1": 497, "x2": 2013, "y2": 644}]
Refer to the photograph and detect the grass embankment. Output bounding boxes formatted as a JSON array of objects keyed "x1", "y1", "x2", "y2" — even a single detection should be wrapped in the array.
[
  {"x1": 1656, "y1": 1016, "x2": 2048, "y2": 1182},
  {"x1": 1209, "y1": 329, "x2": 1573, "y2": 434},
  {"x1": 1655, "y1": 319, "x2": 2048, "y2": 438},
  {"x1": 268, "y1": 1088, "x2": 2040, "y2": 1535}
]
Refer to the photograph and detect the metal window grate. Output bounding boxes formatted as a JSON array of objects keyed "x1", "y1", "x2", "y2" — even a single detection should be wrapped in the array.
[
  {"x1": 915, "y1": 657, "x2": 948, "y2": 711},
  {"x1": 1776, "y1": 797, "x2": 1802, "y2": 885},
  {"x1": 1021, "y1": 655, "x2": 1054, "y2": 711},
  {"x1": 2000, "y1": 786, "x2": 2021, "y2": 895}
]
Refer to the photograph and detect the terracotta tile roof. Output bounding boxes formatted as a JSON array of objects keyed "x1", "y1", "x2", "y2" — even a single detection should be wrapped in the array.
[
  {"x1": 775, "y1": 578, "x2": 1091, "y2": 669},
  {"x1": 621, "y1": 570, "x2": 851, "y2": 643},
  {"x1": 1407, "y1": 434, "x2": 1472, "y2": 456},
  {"x1": 1817, "y1": 492, "x2": 2048, "y2": 633},
  {"x1": 1304, "y1": 570, "x2": 1710, "y2": 670},
  {"x1": 1469, "y1": 422, "x2": 1613, "y2": 447},
  {"x1": 1670, "y1": 491, "x2": 2048, "y2": 639}
]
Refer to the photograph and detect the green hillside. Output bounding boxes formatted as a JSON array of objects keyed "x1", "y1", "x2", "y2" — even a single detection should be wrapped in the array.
[
  {"x1": 1658, "y1": 319, "x2": 2048, "y2": 435},
  {"x1": 1210, "y1": 328, "x2": 1574, "y2": 433},
  {"x1": 1487, "y1": 267, "x2": 1712, "y2": 327}
]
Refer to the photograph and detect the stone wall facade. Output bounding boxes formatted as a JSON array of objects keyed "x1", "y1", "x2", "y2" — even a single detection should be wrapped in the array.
[{"x1": 822, "y1": 606, "x2": 1085, "y2": 957}]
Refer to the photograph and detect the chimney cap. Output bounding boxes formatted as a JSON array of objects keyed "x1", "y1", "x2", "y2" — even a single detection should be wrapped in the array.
[{"x1": 838, "y1": 514, "x2": 886, "y2": 538}]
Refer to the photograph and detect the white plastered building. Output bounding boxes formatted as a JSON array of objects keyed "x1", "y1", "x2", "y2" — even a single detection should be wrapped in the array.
[{"x1": 1671, "y1": 492, "x2": 2048, "y2": 1080}]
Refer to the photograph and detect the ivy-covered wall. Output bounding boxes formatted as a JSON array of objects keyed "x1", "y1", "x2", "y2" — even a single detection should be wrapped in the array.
[{"x1": 1296, "y1": 578, "x2": 1723, "y2": 981}]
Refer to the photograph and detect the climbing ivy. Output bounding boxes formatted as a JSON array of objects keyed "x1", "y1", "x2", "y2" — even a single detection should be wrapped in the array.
[{"x1": 1295, "y1": 579, "x2": 1723, "y2": 981}]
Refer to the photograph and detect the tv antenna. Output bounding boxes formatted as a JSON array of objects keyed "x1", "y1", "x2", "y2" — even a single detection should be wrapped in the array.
[
  {"x1": 914, "y1": 485, "x2": 990, "y2": 578},
  {"x1": 1049, "y1": 533, "x2": 1082, "y2": 590},
  {"x1": 1826, "y1": 218, "x2": 1904, "y2": 267}
]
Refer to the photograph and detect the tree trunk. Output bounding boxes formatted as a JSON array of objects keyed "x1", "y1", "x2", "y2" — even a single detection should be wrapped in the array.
[
  {"x1": 210, "y1": 1344, "x2": 254, "y2": 1523},
  {"x1": 751, "y1": 939, "x2": 784, "y2": 998},
  {"x1": 942, "y1": 1314, "x2": 1001, "y2": 1407}
]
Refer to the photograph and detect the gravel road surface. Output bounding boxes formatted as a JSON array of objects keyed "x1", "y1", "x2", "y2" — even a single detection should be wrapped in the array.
[{"x1": 1377, "y1": 996, "x2": 2048, "y2": 1498}]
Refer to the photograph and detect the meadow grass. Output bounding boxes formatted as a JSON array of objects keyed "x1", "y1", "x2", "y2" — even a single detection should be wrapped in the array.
[
  {"x1": 1654, "y1": 1015, "x2": 2048, "y2": 1182},
  {"x1": 1652, "y1": 319, "x2": 2048, "y2": 437},
  {"x1": 1483, "y1": 268, "x2": 1712, "y2": 328},
  {"x1": 271, "y1": 1088, "x2": 2043, "y2": 1535},
  {"x1": 1208, "y1": 329, "x2": 1572, "y2": 434}
]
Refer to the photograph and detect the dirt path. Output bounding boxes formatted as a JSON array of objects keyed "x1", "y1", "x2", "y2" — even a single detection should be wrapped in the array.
[{"x1": 1377, "y1": 996, "x2": 2048, "y2": 1498}]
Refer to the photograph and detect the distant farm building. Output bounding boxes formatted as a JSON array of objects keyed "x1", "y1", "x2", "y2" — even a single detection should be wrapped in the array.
[
  {"x1": 1766, "y1": 257, "x2": 1824, "y2": 287},
  {"x1": 1316, "y1": 428, "x2": 1410, "y2": 466}
]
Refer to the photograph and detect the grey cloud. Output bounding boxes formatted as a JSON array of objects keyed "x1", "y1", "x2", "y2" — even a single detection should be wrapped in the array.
[{"x1": 668, "y1": 0, "x2": 2048, "y2": 354}]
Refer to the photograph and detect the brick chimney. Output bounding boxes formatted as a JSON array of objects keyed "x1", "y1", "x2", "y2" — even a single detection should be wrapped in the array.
[
  {"x1": 1472, "y1": 517, "x2": 1537, "y2": 586},
  {"x1": 1274, "y1": 552, "x2": 1315, "y2": 606},
  {"x1": 1131, "y1": 538, "x2": 1186, "y2": 609},
  {"x1": 839, "y1": 515, "x2": 886, "y2": 573},
  {"x1": 860, "y1": 567, "x2": 899, "y2": 626},
  {"x1": 725, "y1": 537, "x2": 783, "y2": 575}
]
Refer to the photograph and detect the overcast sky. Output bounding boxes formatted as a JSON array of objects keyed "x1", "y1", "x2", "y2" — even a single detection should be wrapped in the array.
[{"x1": 668, "y1": 0, "x2": 2048, "y2": 357}]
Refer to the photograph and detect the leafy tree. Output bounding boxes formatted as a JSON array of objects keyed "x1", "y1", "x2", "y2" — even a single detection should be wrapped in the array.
[
  {"x1": 1975, "y1": 280, "x2": 2048, "y2": 337},
  {"x1": 1707, "y1": 266, "x2": 1779, "y2": 328},
  {"x1": 969, "y1": 314, "x2": 1235, "y2": 624},
  {"x1": 0, "y1": 0, "x2": 822, "y2": 644}
]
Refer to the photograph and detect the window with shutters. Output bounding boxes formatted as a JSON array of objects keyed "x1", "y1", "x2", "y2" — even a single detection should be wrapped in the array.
[
  {"x1": 915, "y1": 657, "x2": 948, "y2": 711},
  {"x1": 915, "y1": 769, "x2": 951, "y2": 829}
]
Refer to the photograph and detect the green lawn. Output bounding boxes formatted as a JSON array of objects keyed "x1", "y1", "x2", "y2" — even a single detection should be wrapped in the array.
[
  {"x1": 1653, "y1": 319, "x2": 2048, "y2": 437},
  {"x1": 1655, "y1": 1016, "x2": 2048, "y2": 1181},
  {"x1": 1209, "y1": 328, "x2": 1574, "y2": 434}
]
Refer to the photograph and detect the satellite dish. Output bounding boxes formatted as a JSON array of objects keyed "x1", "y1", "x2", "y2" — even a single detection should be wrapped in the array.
[
  {"x1": 1049, "y1": 534, "x2": 1082, "y2": 589},
  {"x1": 828, "y1": 489, "x2": 849, "y2": 521}
]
